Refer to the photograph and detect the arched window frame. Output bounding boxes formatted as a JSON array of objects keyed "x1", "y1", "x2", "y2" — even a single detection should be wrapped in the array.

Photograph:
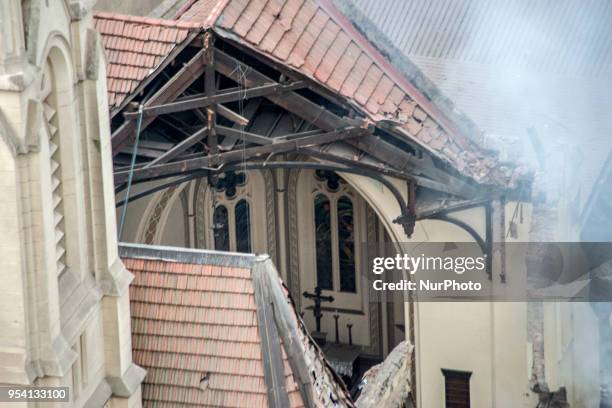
[
  {"x1": 307, "y1": 170, "x2": 363, "y2": 309},
  {"x1": 40, "y1": 45, "x2": 88, "y2": 279},
  {"x1": 204, "y1": 172, "x2": 255, "y2": 253},
  {"x1": 142, "y1": 170, "x2": 273, "y2": 256}
]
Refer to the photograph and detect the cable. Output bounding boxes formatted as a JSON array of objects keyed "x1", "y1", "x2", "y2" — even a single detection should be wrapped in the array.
[{"x1": 118, "y1": 104, "x2": 144, "y2": 240}]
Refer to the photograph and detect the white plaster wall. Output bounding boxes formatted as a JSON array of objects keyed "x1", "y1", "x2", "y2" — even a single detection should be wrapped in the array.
[
  {"x1": 0, "y1": 2, "x2": 143, "y2": 406},
  {"x1": 412, "y1": 211, "x2": 532, "y2": 408}
]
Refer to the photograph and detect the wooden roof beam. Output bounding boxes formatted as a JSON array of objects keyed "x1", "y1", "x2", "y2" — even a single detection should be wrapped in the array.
[
  {"x1": 122, "y1": 81, "x2": 306, "y2": 120},
  {"x1": 217, "y1": 104, "x2": 249, "y2": 126},
  {"x1": 219, "y1": 99, "x2": 262, "y2": 150},
  {"x1": 216, "y1": 125, "x2": 272, "y2": 145},
  {"x1": 214, "y1": 48, "x2": 479, "y2": 198},
  {"x1": 111, "y1": 47, "x2": 208, "y2": 156},
  {"x1": 144, "y1": 126, "x2": 208, "y2": 168},
  {"x1": 114, "y1": 126, "x2": 367, "y2": 184}
]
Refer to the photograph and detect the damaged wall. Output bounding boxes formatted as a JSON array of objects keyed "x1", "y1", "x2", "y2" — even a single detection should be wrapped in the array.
[{"x1": 356, "y1": 341, "x2": 414, "y2": 408}]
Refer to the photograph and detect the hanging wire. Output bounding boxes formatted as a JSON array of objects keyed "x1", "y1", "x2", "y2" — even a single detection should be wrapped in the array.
[
  {"x1": 232, "y1": 60, "x2": 248, "y2": 175},
  {"x1": 118, "y1": 104, "x2": 144, "y2": 241}
]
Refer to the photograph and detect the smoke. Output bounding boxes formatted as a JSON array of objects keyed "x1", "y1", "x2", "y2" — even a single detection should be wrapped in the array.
[{"x1": 342, "y1": 0, "x2": 612, "y2": 405}]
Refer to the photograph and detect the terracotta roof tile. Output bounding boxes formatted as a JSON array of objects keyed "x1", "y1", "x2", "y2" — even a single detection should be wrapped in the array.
[
  {"x1": 339, "y1": 52, "x2": 371, "y2": 97},
  {"x1": 121, "y1": 244, "x2": 353, "y2": 408},
  {"x1": 233, "y1": 0, "x2": 267, "y2": 36},
  {"x1": 353, "y1": 63, "x2": 384, "y2": 105},
  {"x1": 303, "y1": 19, "x2": 340, "y2": 74},
  {"x1": 96, "y1": 1, "x2": 522, "y2": 185},
  {"x1": 286, "y1": 8, "x2": 327, "y2": 67},
  {"x1": 93, "y1": 12, "x2": 202, "y2": 113},
  {"x1": 244, "y1": 0, "x2": 281, "y2": 43},
  {"x1": 272, "y1": 0, "x2": 318, "y2": 60},
  {"x1": 326, "y1": 41, "x2": 361, "y2": 89},
  {"x1": 258, "y1": 0, "x2": 303, "y2": 52},
  {"x1": 174, "y1": 0, "x2": 523, "y2": 185},
  {"x1": 315, "y1": 31, "x2": 351, "y2": 83}
]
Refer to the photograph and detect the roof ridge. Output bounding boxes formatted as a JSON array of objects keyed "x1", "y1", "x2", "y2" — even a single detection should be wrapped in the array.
[
  {"x1": 315, "y1": 0, "x2": 477, "y2": 149},
  {"x1": 175, "y1": 0, "x2": 230, "y2": 26},
  {"x1": 94, "y1": 11, "x2": 203, "y2": 29}
]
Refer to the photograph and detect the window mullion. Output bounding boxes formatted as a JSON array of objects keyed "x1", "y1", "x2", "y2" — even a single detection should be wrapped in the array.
[
  {"x1": 331, "y1": 195, "x2": 340, "y2": 292},
  {"x1": 228, "y1": 202, "x2": 237, "y2": 252}
]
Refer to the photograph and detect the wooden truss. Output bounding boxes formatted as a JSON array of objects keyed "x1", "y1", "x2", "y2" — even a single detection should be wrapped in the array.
[{"x1": 111, "y1": 31, "x2": 497, "y2": 237}]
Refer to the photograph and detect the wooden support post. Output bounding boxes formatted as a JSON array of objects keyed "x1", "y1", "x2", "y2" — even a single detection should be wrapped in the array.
[{"x1": 204, "y1": 32, "x2": 217, "y2": 163}]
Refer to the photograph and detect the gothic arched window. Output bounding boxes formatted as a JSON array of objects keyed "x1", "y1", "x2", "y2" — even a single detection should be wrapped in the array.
[
  {"x1": 337, "y1": 196, "x2": 356, "y2": 292},
  {"x1": 235, "y1": 199, "x2": 251, "y2": 253},
  {"x1": 208, "y1": 172, "x2": 253, "y2": 253},
  {"x1": 314, "y1": 194, "x2": 333, "y2": 290},
  {"x1": 213, "y1": 205, "x2": 229, "y2": 251},
  {"x1": 313, "y1": 172, "x2": 357, "y2": 294}
]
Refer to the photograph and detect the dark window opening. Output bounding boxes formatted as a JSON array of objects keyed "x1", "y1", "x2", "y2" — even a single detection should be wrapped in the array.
[
  {"x1": 442, "y1": 369, "x2": 472, "y2": 408},
  {"x1": 314, "y1": 194, "x2": 333, "y2": 290},
  {"x1": 213, "y1": 205, "x2": 229, "y2": 251},
  {"x1": 235, "y1": 199, "x2": 251, "y2": 253},
  {"x1": 337, "y1": 196, "x2": 356, "y2": 292}
]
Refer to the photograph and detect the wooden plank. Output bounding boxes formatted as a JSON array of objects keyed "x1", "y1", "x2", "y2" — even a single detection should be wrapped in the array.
[
  {"x1": 303, "y1": 147, "x2": 462, "y2": 194},
  {"x1": 204, "y1": 32, "x2": 218, "y2": 163},
  {"x1": 256, "y1": 258, "x2": 316, "y2": 407},
  {"x1": 111, "y1": 48, "x2": 208, "y2": 156},
  {"x1": 144, "y1": 126, "x2": 208, "y2": 168},
  {"x1": 136, "y1": 140, "x2": 174, "y2": 151},
  {"x1": 275, "y1": 129, "x2": 326, "y2": 141},
  {"x1": 122, "y1": 81, "x2": 306, "y2": 119},
  {"x1": 216, "y1": 125, "x2": 273, "y2": 145},
  {"x1": 216, "y1": 49, "x2": 342, "y2": 131},
  {"x1": 219, "y1": 99, "x2": 262, "y2": 150},
  {"x1": 119, "y1": 146, "x2": 165, "y2": 159},
  {"x1": 217, "y1": 104, "x2": 249, "y2": 126},
  {"x1": 251, "y1": 261, "x2": 291, "y2": 408},
  {"x1": 114, "y1": 127, "x2": 366, "y2": 184}
]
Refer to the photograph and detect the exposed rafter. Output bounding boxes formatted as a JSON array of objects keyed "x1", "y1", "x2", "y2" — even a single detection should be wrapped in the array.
[
  {"x1": 216, "y1": 125, "x2": 273, "y2": 145},
  {"x1": 213, "y1": 48, "x2": 479, "y2": 198},
  {"x1": 220, "y1": 99, "x2": 262, "y2": 150},
  {"x1": 144, "y1": 126, "x2": 208, "y2": 168},
  {"x1": 122, "y1": 81, "x2": 306, "y2": 120},
  {"x1": 217, "y1": 104, "x2": 249, "y2": 126},
  {"x1": 114, "y1": 126, "x2": 368, "y2": 184},
  {"x1": 111, "y1": 47, "x2": 208, "y2": 156}
]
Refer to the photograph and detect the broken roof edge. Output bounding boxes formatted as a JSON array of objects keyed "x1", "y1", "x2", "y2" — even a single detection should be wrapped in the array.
[
  {"x1": 254, "y1": 257, "x2": 356, "y2": 408},
  {"x1": 328, "y1": 0, "x2": 533, "y2": 189},
  {"x1": 329, "y1": 0, "x2": 485, "y2": 148},
  {"x1": 211, "y1": 27, "x2": 526, "y2": 188},
  {"x1": 119, "y1": 242, "x2": 355, "y2": 407},
  {"x1": 118, "y1": 242, "x2": 262, "y2": 268}
]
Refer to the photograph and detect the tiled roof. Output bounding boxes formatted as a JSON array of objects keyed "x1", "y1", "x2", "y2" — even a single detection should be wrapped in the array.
[
  {"x1": 94, "y1": 12, "x2": 202, "y2": 113},
  {"x1": 120, "y1": 243, "x2": 352, "y2": 408},
  {"x1": 176, "y1": 0, "x2": 523, "y2": 185}
]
